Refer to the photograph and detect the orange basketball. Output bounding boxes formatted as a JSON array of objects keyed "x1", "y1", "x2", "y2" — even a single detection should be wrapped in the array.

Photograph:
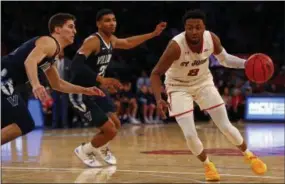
[{"x1": 245, "y1": 53, "x2": 274, "y2": 84}]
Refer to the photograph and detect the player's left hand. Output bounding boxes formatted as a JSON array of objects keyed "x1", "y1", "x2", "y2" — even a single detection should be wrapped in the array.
[
  {"x1": 82, "y1": 86, "x2": 106, "y2": 97},
  {"x1": 152, "y1": 22, "x2": 167, "y2": 37},
  {"x1": 157, "y1": 99, "x2": 169, "y2": 119},
  {"x1": 101, "y1": 77, "x2": 123, "y2": 93}
]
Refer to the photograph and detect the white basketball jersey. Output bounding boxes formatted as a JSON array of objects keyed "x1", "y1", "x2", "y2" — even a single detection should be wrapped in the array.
[{"x1": 165, "y1": 30, "x2": 214, "y2": 86}]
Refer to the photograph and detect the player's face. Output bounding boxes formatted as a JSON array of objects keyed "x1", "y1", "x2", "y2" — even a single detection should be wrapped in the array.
[
  {"x1": 97, "y1": 14, "x2": 117, "y2": 34},
  {"x1": 59, "y1": 20, "x2": 77, "y2": 44},
  {"x1": 185, "y1": 19, "x2": 205, "y2": 45}
]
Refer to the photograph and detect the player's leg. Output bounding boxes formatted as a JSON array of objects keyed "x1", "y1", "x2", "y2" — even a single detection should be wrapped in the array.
[
  {"x1": 168, "y1": 91, "x2": 220, "y2": 181},
  {"x1": 1, "y1": 92, "x2": 35, "y2": 145},
  {"x1": 197, "y1": 85, "x2": 267, "y2": 175},
  {"x1": 70, "y1": 94, "x2": 117, "y2": 167},
  {"x1": 91, "y1": 91, "x2": 120, "y2": 165},
  {"x1": 1, "y1": 123, "x2": 22, "y2": 145}
]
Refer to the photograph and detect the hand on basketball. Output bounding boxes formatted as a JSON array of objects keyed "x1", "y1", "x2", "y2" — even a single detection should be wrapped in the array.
[
  {"x1": 101, "y1": 77, "x2": 123, "y2": 92},
  {"x1": 32, "y1": 85, "x2": 51, "y2": 103},
  {"x1": 152, "y1": 22, "x2": 167, "y2": 37},
  {"x1": 157, "y1": 99, "x2": 169, "y2": 119},
  {"x1": 82, "y1": 86, "x2": 105, "y2": 97}
]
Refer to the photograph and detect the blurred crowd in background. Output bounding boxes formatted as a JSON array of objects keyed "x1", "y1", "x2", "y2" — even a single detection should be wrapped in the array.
[{"x1": 2, "y1": 2, "x2": 284, "y2": 128}]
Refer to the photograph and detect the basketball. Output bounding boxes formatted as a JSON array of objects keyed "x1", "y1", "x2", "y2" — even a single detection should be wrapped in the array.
[{"x1": 245, "y1": 53, "x2": 274, "y2": 84}]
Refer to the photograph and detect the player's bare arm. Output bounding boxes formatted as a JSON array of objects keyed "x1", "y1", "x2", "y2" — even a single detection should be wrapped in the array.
[
  {"x1": 111, "y1": 22, "x2": 167, "y2": 49},
  {"x1": 24, "y1": 36, "x2": 57, "y2": 102},
  {"x1": 150, "y1": 40, "x2": 180, "y2": 118},
  {"x1": 45, "y1": 65, "x2": 105, "y2": 96},
  {"x1": 211, "y1": 32, "x2": 246, "y2": 69},
  {"x1": 78, "y1": 36, "x2": 101, "y2": 57}
]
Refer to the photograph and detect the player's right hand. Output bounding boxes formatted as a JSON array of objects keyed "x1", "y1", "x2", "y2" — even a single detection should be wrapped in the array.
[
  {"x1": 32, "y1": 85, "x2": 51, "y2": 103},
  {"x1": 157, "y1": 99, "x2": 169, "y2": 120},
  {"x1": 101, "y1": 78, "x2": 123, "y2": 92}
]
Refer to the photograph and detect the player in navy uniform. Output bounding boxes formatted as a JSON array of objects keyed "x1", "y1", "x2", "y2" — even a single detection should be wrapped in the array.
[
  {"x1": 1, "y1": 13, "x2": 104, "y2": 145},
  {"x1": 70, "y1": 9, "x2": 167, "y2": 167}
]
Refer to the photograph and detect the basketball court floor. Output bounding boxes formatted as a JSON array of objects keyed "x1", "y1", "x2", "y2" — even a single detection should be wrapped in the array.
[{"x1": 1, "y1": 122, "x2": 284, "y2": 183}]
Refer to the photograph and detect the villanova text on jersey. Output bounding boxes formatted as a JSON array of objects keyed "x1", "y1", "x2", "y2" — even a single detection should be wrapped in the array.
[{"x1": 85, "y1": 33, "x2": 113, "y2": 77}]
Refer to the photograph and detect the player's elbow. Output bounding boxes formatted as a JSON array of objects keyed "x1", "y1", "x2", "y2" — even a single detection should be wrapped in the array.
[
  {"x1": 24, "y1": 59, "x2": 37, "y2": 68},
  {"x1": 122, "y1": 40, "x2": 136, "y2": 49}
]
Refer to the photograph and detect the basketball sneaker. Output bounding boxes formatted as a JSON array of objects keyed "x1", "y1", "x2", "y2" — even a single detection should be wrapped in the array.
[
  {"x1": 204, "y1": 162, "x2": 220, "y2": 181},
  {"x1": 74, "y1": 144, "x2": 103, "y2": 167},
  {"x1": 244, "y1": 152, "x2": 267, "y2": 175},
  {"x1": 98, "y1": 146, "x2": 117, "y2": 165}
]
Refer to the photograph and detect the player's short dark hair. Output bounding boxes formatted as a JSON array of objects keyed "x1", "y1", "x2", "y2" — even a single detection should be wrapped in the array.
[
  {"x1": 96, "y1": 9, "x2": 114, "y2": 21},
  {"x1": 48, "y1": 13, "x2": 76, "y2": 33},
  {"x1": 182, "y1": 9, "x2": 206, "y2": 25}
]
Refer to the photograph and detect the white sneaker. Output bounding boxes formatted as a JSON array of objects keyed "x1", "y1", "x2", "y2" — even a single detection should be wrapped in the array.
[
  {"x1": 74, "y1": 144, "x2": 103, "y2": 167},
  {"x1": 130, "y1": 117, "x2": 141, "y2": 124},
  {"x1": 144, "y1": 117, "x2": 152, "y2": 124},
  {"x1": 98, "y1": 147, "x2": 117, "y2": 165}
]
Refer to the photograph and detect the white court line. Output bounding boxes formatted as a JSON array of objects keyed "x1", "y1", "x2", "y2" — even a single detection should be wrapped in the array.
[
  {"x1": 2, "y1": 166, "x2": 284, "y2": 180},
  {"x1": 147, "y1": 173, "x2": 205, "y2": 183}
]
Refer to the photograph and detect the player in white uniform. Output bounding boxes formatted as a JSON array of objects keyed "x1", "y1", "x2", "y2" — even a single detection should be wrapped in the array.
[{"x1": 150, "y1": 9, "x2": 267, "y2": 181}]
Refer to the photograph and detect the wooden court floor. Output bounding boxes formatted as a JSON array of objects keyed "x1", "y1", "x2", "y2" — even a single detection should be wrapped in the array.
[{"x1": 1, "y1": 122, "x2": 284, "y2": 183}]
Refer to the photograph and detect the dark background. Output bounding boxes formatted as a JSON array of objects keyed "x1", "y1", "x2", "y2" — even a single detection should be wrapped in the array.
[{"x1": 2, "y1": 1, "x2": 284, "y2": 77}]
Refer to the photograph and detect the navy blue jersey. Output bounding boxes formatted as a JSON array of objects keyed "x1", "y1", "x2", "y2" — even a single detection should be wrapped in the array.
[
  {"x1": 1, "y1": 36, "x2": 60, "y2": 87},
  {"x1": 85, "y1": 33, "x2": 113, "y2": 77}
]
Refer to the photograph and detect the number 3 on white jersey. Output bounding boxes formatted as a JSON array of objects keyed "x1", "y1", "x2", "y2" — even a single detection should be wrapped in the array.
[{"x1": 98, "y1": 65, "x2": 108, "y2": 76}]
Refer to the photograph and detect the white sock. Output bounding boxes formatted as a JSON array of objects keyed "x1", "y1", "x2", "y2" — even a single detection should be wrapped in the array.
[
  {"x1": 82, "y1": 142, "x2": 98, "y2": 154},
  {"x1": 203, "y1": 157, "x2": 210, "y2": 164}
]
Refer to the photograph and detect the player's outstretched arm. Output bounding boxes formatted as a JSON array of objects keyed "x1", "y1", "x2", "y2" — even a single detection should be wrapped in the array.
[
  {"x1": 24, "y1": 36, "x2": 57, "y2": 102},
  {"x1": 150, "y1": 40, "x2": 180, "y2": 102},
  {"x1": 112, "y1": 22, "x2": 167, "y2": 49},
  {"x1": 45, "y1": 65, "x2": 105, "y2": 96},
  {"x1": 211, "y1": 32, "x2": 246, "y2": 69}
]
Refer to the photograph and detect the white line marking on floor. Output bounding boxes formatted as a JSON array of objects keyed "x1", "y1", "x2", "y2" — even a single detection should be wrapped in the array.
[{"x1": 2, "y1": 166, "x2": 284, "y2": 180}]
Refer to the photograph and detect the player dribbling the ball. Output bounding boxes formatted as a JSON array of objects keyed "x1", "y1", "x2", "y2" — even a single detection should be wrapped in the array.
[{"x1": 150, "y1": 9, "x2": 268, "y2": 181}]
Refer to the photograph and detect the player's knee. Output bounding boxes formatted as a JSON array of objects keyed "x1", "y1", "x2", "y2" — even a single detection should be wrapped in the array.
[
  {"x1": 175, "y1": 112, "x2": 197, "y2": 138},
  {"x1": 101, "y1": 120, "x2": 118, "y2": 140}
]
